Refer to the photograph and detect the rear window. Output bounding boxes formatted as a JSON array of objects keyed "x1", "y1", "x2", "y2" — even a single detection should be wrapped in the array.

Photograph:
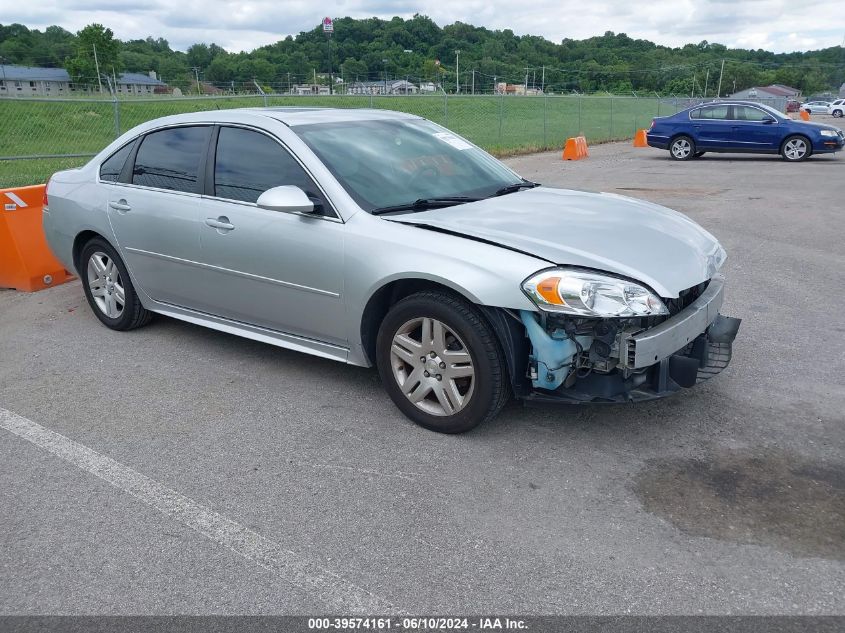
[
  {"x1": 99, "y1": 142, "x2": 134, "y2": 182},
  {"x1": 132, "y1": 126, "x2": 211, "y2": 193}
]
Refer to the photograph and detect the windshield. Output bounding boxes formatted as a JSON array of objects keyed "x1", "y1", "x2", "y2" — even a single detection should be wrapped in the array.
[{"x1": 292, "y1": 118, "x2": 523, "y2": 212}]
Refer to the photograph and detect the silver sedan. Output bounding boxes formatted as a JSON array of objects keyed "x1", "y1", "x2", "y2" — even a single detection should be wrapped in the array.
[{"x1": 43, "y1": 108, "x2": 740, "y2": 433}]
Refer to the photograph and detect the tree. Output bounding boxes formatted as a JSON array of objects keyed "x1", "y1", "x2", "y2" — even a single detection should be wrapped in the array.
[{"x1": 65, "y1": 24, "x2": 120, "y2": 90}]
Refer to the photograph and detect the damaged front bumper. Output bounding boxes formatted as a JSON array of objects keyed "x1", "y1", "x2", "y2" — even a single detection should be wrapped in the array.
[{"x1": 519, "y1": 274, "x2": 741, "y2": 404}]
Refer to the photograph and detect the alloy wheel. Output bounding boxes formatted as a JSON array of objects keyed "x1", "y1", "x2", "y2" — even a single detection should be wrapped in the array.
[
  {"x1": 389, "y1": 317, "x2": 475, "y2": 416},
  {"x1": 783, "y1": 138, "x2": 807, "y2": 161},
  {"x1": 87, "y1": 251, "x2": 125, "y2": 319},
  {"x1": 671, "y1": 138, "x2": 692, "y2": 159}
]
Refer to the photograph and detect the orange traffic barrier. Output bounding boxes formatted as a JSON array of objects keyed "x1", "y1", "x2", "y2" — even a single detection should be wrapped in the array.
[
  {"x1": 562, "y1": 135, "x2": 589, "y2": 160},
  {"x1": 633, "y1": 129, "x2": 649, "y2": 147},
  {"x1": 0, "y1": 184, "x2": 74, "y2": 292},
  {"x1": 799, "y1": 110, "x2": 810, "y2": 121}
]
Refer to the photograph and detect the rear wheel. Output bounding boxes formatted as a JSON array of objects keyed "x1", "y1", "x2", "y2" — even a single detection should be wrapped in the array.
[
  {"x1": 80, "y1": 237, "x2": 152, "y2": 331},
  {"x1": 376, "y1": 291, "x2": 508, "y2": 433},
  {"x1": 669, "y1": 136, "x2": 695, "y2": 161},
  {"x1": 781, "y1": 135, "x2": 811, "y2": 162}
]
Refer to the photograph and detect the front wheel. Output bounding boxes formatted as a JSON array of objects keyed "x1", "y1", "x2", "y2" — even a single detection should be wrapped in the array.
[
  {"x1": 376, "y1": 291, "x2": 509, "y2": 433},
  {"x1": 833, "y1": 109, "x2": 843, "y2": 118},
  {"x1": 781, "y1": 135, "x2": 811, "y2": 162},
  {"x1": 669, "y1": 136, "x2": 696, "y2": 161}
]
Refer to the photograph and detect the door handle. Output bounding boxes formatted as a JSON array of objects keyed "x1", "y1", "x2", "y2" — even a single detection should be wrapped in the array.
[
  {"x1": 109, "y1": 200, "x2": 131, "y2": 212},
  {"x1": 205, "y1": 216, "x2": 235, "y2": 231}
]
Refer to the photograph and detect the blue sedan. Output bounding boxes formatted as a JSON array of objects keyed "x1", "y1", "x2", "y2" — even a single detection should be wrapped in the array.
[{"x1": 647, "y1": 100, "x2": 844, "y2": 162}]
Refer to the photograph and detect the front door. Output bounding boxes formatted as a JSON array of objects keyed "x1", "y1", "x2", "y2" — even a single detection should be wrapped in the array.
[
  {"x1": 728, "y1": 105, "x2": 783, "y2": 151},
  {"x1": 194, "y1": 126, "x2": 346, "y2": 346}
]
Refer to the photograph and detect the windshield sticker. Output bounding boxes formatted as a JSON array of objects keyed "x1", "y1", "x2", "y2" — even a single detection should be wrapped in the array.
[{"x1": 433, "y1": 132, "x2": 473, "y2": 150}]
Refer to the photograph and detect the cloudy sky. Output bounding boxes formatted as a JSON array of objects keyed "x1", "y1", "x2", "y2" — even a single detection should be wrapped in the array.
[{"x1": 3, "y1": 0, "x2": 844, "y2": 53}]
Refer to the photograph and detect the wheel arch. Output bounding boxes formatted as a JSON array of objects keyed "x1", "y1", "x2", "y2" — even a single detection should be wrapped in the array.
[
  {"x1": 358, "y1": 276, "x2": 531, "y2": 397},
  {"x1": 780, "y1": 133, "x2": 812, "y2": 157},
  {"x1": 72, "y1": 230, "x2": 112, "y2": 274},
  {"x1": 359, "y1": 277, "x2": 481, "y2": 367}
]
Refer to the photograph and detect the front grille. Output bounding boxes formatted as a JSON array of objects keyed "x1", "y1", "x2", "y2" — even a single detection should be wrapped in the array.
[{"x1": 662, "y1": 280, "x2": 709, "y2": 316}]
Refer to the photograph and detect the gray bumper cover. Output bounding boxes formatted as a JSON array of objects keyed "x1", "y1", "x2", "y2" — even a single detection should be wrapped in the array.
[{"x1": 621, "y1": 274, "x2": 725, "y2": 369}]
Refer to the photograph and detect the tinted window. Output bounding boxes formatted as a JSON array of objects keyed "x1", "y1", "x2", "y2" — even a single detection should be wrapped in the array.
[
  {"x1": 698, "y1": 106, "x2": 729, "y2": 120},
  {"x1": 99, "y1": 142, "x2": 134, "y2": 182},
  {"x1": 214, "y1": 127, "x2": 322, "y2": 205},
  {"x1": 734, "y1": 106, "x2": 771, "y2": 122},
  {"x1": 132, "y1": 126, "x2": 210, "y2": 193}
]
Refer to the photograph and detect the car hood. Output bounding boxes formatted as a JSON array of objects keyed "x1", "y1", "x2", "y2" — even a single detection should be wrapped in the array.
[
  {"x1": 795, "y1": 120, "x2": 841, "y2": 132},
  {"x1": 388, "y1": 187, "x2": 726, "y2": 298}
]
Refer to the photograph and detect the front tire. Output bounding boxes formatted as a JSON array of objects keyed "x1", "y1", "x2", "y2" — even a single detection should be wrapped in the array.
[
  {"x1": 669, "y1": 135, "x2": 696, "y2": 161},
  {"x1": 80, "y1": 237, "x2": 152, "y2": 331},
  {"x1": 781, "y1": 135, "x2": 811, "y2": 162},
  {"x1": 833, "y1": 109, "x2": 843, "y2": 118},
  {"x1": 376, "y1": 291, "x2": 509, "y2": 433}
]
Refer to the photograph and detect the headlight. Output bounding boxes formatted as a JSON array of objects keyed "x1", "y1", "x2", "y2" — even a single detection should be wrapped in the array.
[
  {"x1": 820, "y1": 130, "x2": 838, "y2": 137},
  {"x1": 522, "y1": 269, "x2": 669, "y2": 317}
]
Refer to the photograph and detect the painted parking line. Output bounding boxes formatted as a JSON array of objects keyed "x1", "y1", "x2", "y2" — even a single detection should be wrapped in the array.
[{"x1": 0, "y1": 407, "x2": 396, "y2": 614}]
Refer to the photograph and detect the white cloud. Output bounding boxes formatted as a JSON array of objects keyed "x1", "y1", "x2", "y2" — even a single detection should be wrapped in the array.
[{"x1": 2, "y1": 0, "x2": 843, "y2": 53}]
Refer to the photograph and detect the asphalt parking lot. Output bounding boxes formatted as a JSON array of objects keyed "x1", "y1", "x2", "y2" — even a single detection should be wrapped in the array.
[{"x1": 1, "y1": 118, "x2": 844, "y2": 615}]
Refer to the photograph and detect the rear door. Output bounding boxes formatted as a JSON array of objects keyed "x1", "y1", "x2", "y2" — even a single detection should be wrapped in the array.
[
  {"x1": 689, "y1": 105, "x2": 732, "y2": 149},
  {"x1": 194, "y1": 125, "x2": 346, "y2": 345},
  {"x1": 107, "y1": 125, "x2": 212, "y2": 306},
  {"x1": 729, "y1": 105, "x2": 783, "y2": 151}
]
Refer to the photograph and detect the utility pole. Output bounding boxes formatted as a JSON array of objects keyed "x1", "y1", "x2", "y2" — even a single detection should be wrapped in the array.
[
  {"x1": 493, "y1": 75, "x2": 497, "y2": 95},
  {"x1": 191, "y1": 67, "x2": 201, "y2": 94},
  {"x1": 716, "y1": 59, "x2": 725, "y2": 98},
  {"x1": 524, "y1": 67, "x2": 530, "y2": 94},
  {"x1": 471, "y1": 69, "x2": 475, "y2": 95},
  {"x1": 704, "y1": 68, "x2": 710, "y2": 98},
  {"x1": 455, "y1": 50, "x2": 460, "y2": 93},
  {"x1": 692, "y1": 72, "x2": 696, "y2": 97},
  {"x1": 541, "y1": 66, "x2": 545, "y2": 93},
  {"x1": 93, "y1": 44, "x2": 103, "y2": 93},
  {"x1": 287, "y1": 72, "x2": 291, "y2": 94}
]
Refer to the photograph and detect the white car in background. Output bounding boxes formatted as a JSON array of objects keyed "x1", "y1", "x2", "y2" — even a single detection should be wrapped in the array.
[
  {"x1": 828, "y1": 99, "x2": 845, "y2": 118},
  {"x1": 801, "y1": 101, "x2": 831, "y2": 114}
]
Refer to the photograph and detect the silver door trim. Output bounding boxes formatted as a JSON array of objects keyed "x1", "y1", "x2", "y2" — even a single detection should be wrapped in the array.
[{"x1": 124, "y1": 247, "x2": 340, "y2": 297}]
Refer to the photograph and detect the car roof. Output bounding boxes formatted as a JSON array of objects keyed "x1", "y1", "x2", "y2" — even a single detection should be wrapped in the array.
[
  {"x1": 689, "y1": 100, "x2": 777, "y2": 108},
  {"x1": 128, "y1": 106, "x2": 422, "y2": 130}
]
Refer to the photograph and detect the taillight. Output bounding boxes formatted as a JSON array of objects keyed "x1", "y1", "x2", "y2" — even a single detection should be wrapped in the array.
[{"x1": 43, "y1": 176, "x2": 51, "y2": 208}]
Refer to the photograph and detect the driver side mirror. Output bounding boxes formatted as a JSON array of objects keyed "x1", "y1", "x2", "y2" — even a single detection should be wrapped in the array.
[{"x1": 256, "y1": 186, "x2": 317, "y2": 214}]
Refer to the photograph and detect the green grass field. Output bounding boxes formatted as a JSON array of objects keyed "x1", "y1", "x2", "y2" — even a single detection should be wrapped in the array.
[{"x1": 0, "y1": 94, "x2": 678, "y2": 188}]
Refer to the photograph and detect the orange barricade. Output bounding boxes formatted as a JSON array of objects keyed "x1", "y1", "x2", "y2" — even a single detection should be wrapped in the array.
[
  {"x1": 799, "y1": 110, "x2": 810, "y2": 121},
  {"x1": 633, "y1": 129, "x2": 649, "y2": 147},
  {"x1": 0, "y1": 184, "x2": 74, "y2": 292},
  {"x1": 562, "y1": 135, "x2": 589, "y2": 160}
]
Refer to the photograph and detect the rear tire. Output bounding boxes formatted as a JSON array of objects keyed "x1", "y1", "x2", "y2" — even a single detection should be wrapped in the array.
[
  {"x1": 669, "y1": 136, "x2": 696, "y2": 161},
  {"x1": 80, "y1": 237, "x2": 152, "y2": 331},
  {"x1": 780, "y1": 135, "x2": 811, "y2": 162},
  {"x1": 376, "y1": 291, "x2": 509, "y2": 433}
]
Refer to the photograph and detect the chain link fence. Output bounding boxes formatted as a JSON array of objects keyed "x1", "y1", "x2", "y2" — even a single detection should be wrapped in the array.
[{"x1": 0, "y1": 93, "x2": 786, "y2": 187}]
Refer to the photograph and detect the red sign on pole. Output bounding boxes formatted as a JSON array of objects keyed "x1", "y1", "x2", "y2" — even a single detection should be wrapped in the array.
[{"x1": 323, "y1": 16, "x2": 334, "y2": 33}]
